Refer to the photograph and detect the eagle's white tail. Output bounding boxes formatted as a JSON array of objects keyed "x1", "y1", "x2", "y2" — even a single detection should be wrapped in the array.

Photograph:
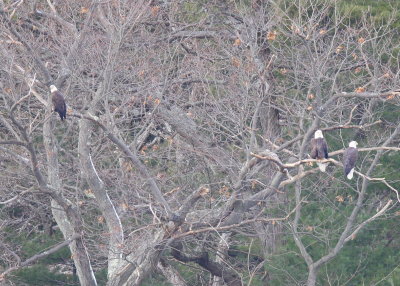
[
  {"x1": 317, "y1": 162, "x2": 327, "y2": 172},
  {"x1": 347, "y1": 168, "x2": 354, "y2": 180}
]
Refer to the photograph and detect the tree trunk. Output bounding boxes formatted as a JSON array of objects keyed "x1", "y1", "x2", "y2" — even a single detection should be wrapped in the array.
[
  {"x1": 43, "y1": 111, "x2": 97, "y2": 286},
  {"x1": 157, "y1": 260, "x2": 187, "y2": 286},
  {"x1": 78, "y1": 118, "x2": 124, "y2": 280},
  {"x1": 307, "y1": 266, "x2": 317, "y2": 286},
  {"x1": 211, "y1": 233, "x2": 231, "y2": 286}
]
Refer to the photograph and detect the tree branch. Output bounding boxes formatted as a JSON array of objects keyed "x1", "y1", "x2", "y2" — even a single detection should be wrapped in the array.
[
  {"x1": 171, "y1": 241, "x2": 242, "y2": 286},
  {"x1": 173, "y1": 204, "x2": 299, "y2": 240},
  {"x1": 0, "y1": 9, "x2": 52, "y2": 85},
  {"x1": 0, "y1": 234, "x2": 80, "y2": 280},
  {"x1": 70, "y1": 112, "x2": 174, "y2": 220},
  {"x1": 252, "y1": 145, "x2": 400, "y2": 170},
  {"x1": 344, "y1": 200, "x2": 393, "y2": 243},
  {"x1": 0, "y1": 189, "x2": 32, "y2": 205}
]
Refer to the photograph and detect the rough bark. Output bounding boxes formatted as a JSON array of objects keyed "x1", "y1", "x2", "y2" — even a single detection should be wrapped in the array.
[
  {"x1": 211, "y1": 233, "x2": 231, "y2": 286},
  {"x1": 43, "y1": 101, "x2": 98, "y2": 286},
  {"x1": 171, "y1": 241, "x2": 242, "y2": 286},
  {"x1": 78, "y1": 118, "x2": 124, "y2": 281},
  {"x1": 157, "y1": 260, "x2": 187, "y2": 286}
]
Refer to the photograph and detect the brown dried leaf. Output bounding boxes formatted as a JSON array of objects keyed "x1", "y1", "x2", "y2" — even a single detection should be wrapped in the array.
[
  {"x1": 336, "y1": 195, "x2": 344, "y2": 202},
  {"x1": 231, "y1": 57, "x2": 241, "y2": 67},
  {"x1": 219, "y1": 185, "x2": 229, "y2": 194},
  {"x1": 267, "y1": 31, "x2": 277, "y2": 40},
  {"x1": 165, "y1": 187, "x2": 180, "y2": 196},
  {"x1": 140, "y1": 145, "x2": 148, "y2": 155},
  {"x1": 84, "y1": 189, "x2": 94, "y2": 196},
  {"x1": 121, "y1": 202, "x2": 128, "y2": 211},
  {"x1": 355, "y1": 87, "x2": 366, "y2": 93},
  {"x1": 151, "y1": 6, "x2": 160, "y2": 17},
  {"x1": 233, "y1": 38, "x2": 242, "y2": 46},
  {"x1": 219, "y1": 185, "x2": 230, "y2": 197},
  {"x1": 336, "y1": 45, "x2": 344, "y2": 53},
  {"x1": 122, "y1": 161, "x2": 133, "y2": 172},
  {"x1": 306, "y1": 226, "x2": 314, "y2": 231},
  {"x1": 80, "y1": 7, "x2": 89, "y2": 14},
  {"x1": 291, "y1": 25, "x2": 300, "y2": 34},
  {"x1": 199, "y1": 187, "x2": 210, "y2": 196}
]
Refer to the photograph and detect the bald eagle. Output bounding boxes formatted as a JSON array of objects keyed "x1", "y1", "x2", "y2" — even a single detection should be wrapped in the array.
[
  {"x1": 50, "y1": 85, "x2": 66, "y2": 120},
  {"x1": 343, "y1": 141, "x2": 358, "y2": 180},
  {"x1": 310, "y1": 130, "x2": 329, "y2": 172}
]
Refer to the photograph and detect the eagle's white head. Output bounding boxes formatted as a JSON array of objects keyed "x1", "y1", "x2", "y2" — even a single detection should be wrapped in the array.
[
  {"x1": 314, "y1": 130, "x2": 324, "y2": 139},
  {"x1": 349, "y1": 141, "x2": 358, "y2": 148},
  {"x1": 50, "y1": 85, "x2": 58, "y2": 93}
]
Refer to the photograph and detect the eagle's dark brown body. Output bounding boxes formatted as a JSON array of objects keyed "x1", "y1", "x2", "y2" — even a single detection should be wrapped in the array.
[
  {"x1": 50, "y1": 86, "x2": 66, "y2": 120},
  {"x1": 343, "y1": 141, "x2": 358, "y2": 180},
  {"x1": 310, "y1": 130, "x2": 329, "y2": 172},
  {"x1": 310, "y1": 138, "x2": 329, "y2": 160}
]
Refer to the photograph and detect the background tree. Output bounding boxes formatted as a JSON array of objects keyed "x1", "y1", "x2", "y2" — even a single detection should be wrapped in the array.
[{"x1": 0, "y1": 0, "x2": 399, "y2": 285}]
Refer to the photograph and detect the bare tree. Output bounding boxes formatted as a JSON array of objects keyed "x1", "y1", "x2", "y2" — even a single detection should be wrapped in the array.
[{"x1": 0, "y1": 1, "x2": 399, "y2": 285}]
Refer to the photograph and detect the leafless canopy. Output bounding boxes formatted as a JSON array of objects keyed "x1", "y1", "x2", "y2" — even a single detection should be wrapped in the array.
[{"x1": 0, "y1": 1, "x2": 399, "y2": 285}]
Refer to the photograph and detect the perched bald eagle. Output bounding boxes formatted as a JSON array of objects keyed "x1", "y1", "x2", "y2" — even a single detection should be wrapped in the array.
[
  {"x1": 343, "y1": 141, "x2": 358, "y2": 180},
  {"x1": 310, "y1": 130, "x2": 329, "y2": 172},
  {"x1": 50, "y1": 85, "x2": 66, "y2": 120}
]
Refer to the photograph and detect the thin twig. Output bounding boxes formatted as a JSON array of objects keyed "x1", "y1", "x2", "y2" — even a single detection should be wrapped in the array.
[
  {"x1": 172, "y1": 203, "x2": 301, "y2": 239},
  {"x1": 380, "y1": 180, "x2": 400, "y2": 203},
  {"x1": 0, "y1": 189, "x2": 32, "y2": 205},
  {"x1": 344, "y1": 200, "x2": 392, "y2": 242}
]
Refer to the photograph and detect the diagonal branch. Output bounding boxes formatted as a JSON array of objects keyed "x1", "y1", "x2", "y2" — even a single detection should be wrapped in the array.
[
  {"x1": 252, "y1": 146, "x2": 400, "y2": 170},
  {"x1": 70, "y1": 112, "x2": 174, "y2": 220},
  {"x1": 311, "y1": 124, "x2": 400, "y2": 272},
  {"x1": 0, "y1": 9, "x2": 52, "y2": 85},
  {"x1": 171, "y1": 241, "x2": 242, "y2": 286},
  {"x1": 0, "y1": 189, "x2": 32, "y2": 205},
  {"x1": 34, "y1": 1, "x2": 76, "y2": 34},
  {"x1": 173, "y1": 204, "x2": 299, "y2": 240},
  {"x1": 344, "y1": 200, "x2": 393, "y2": 243},
  {"x1": 380, "y1": 181, "x2": 400, "y2": 203},
  {"x1": 0, "y1": 234, "x2": 80, "y2": 280}
]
